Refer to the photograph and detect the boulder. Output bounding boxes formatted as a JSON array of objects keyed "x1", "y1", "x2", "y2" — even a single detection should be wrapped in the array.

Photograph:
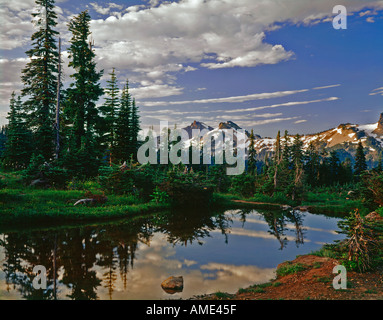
[
  {"x1": 293, "y1": 206, "x2": 312, "y2": 212},
  {"x1": 30, "y1": 179, "x2": 50, "y2": 188},
  {"x1": 161, "y1": 276, "x2": 184, "y2": 294}
]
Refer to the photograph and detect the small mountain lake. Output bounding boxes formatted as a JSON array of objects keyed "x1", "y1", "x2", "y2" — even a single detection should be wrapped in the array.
[{"x1": 0, "y1": 208, "x2": 344, "y2": 300}]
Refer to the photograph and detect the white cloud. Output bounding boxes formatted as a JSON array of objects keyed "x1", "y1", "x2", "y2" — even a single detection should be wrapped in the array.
[
  {"x1": 224, "y1": 97, "x2": 340, "y2": 113},
  {"x1": 370, "y1": 87, "x2": 383, "y2": 96},
  {"x1": 90, "y1": 2, "x2": 124, "y2": 15},
  {"x1": 86, "y1": 0, "x2": 383, "y2": 100},
  {"x1": 140, "y1": 89, "x2": 309, "y2": 107},
  {"x1": 0, "y1": 58, "x2": 29, "y2": 125},
  {"x1": 1, "y1": 0, "x2": 382, "y2": 124},
  {"x1": 294, "y1": 119, "x2": 308, "y2": 124},
  {"x1": 130, "y1": 83, "x2": 184, "y2": 99},
  {"x1": 312, "y1": 84, "x2": 341, "y2": 90},
  {"x1": 237, "y1": 117, "x2": 301, "y2": 127}
]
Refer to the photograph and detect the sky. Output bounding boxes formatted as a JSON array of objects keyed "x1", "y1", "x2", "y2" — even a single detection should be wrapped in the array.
[{"x1": 0, "y1": 0, "x2": 382, "y2": 137}]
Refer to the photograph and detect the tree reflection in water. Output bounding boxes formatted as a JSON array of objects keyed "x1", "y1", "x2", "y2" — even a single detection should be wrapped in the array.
[{"x1": 0, "y1": 208, "x2": 306, "y2": 300}]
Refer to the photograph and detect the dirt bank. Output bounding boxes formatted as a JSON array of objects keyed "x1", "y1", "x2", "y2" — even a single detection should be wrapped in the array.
[{"x1": 197, "y1": 255, "x2": 383, "y2": 300}]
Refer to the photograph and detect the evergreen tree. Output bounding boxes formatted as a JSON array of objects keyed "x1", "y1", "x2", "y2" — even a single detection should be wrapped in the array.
[
  {"x1": 0, "y1": 126, "x2": 6, "y2": 158},
  {"x1": 376, "y1": 152, "x2": 382, "y2": 172},
  {"x1": 21, "y1": 0, "x2": 59, "y2": 161},
  {"x1": 100, "y1": 68, "x2": 120, "y2": 163},
  {"x1": 354, "y1": 141, "x2": 367, "y2": 176},
  {"x1": 340, "y1": 157, "x2": 353, "y2": 184},
  {"x1": 114, "y1": 80, "x2": 132, "y2": 163},
  {"x1": 304, "y1": 142, "x2": 320, "y2": 187},
  {"x1": 291, "y1": 134, "x2": 303, "y2": 169},
  {"x1": 130, "y1": 98, "x2": 140, "y2": 161},
  {"x1": 329, "y1": 150, "x2": 341, "y2": 183},
  {"x1": 2, "y1": 93, "x2": 33, "y2": 169},
  {"x1": 273, "y1": 130, "x2": 282, "y2": 191},
  {"x1": 281, "y1": 130, "x2": 291, "y2": 168},
  {"x1": 247, "y1": 129, "x2": 257, "y2": 175},
  {"x1": 291, "y1": 134, "x2": 304, "y2": 201},
  {"x1": 63, "y1": 10, "x2": 104, "y2": 176},
  {"x1": 65, "y1": 10, "x2": 103, "y2": 150}
]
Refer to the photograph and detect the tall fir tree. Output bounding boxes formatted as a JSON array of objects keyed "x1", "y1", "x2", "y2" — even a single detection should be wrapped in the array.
[
  {"x1": 281, "y1": 130, "x2": 291, "y2": 168},
  {"x1": 2, "y1": 93, "x2": 33, "y2": 169},
  {"x1": 21, "y1": 0, "x2": 59, "y2": 161},
  {"x1": 66, "y1": 10, "x2": 103, "y2": 149},
  {"x1": 340, "y1": 157, "x2": 353, "y2": 184},
  {"x1": 377, "y1": 152, "x2": 383, "y2": 172},
  {"x1": 115, "y1": 80, "x2": 132, "y2": 163},
  {"x1": 130, "y1": 98, "x2": 140, "y2": 161},
  {"x1": 304, "y1": 142, "x2": 320, "y2": 187},
  {"x1": 291, "y1": 134, "x2": 303, "y2": 169},
  {"x1": 329, "y1": 150, "x2": 341, "y2": 183},
  {"x1": 247, "y1": 129, "x2": 257, "y2": 175},
  {"x1": 0, "y1": 126, "x2": 6, "y2": 158},
  {"x1": 64, "y1": 10, "x2": 104, "y2": 176},
  {"x1": 354, "y1": 141, "x2": 367, "y2": 176},
  {"x1": 100, "y1": 68, "x2": 120, "y2": 163},
  {"x1": 291, "y1": 134, "x2": 304, "y2": 201},
  {"x1": 273, "y1": 130, "x2": 282, "y2": 192}
]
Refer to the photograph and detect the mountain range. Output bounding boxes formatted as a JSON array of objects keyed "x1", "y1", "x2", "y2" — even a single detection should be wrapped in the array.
[{"x1": 182, "y1": 113, "x2": 383, "y2": 165}]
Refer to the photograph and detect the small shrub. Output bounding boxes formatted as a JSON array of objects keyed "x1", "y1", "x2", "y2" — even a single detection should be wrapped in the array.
[
  {"x1": 337, "y1": 210, "x2": 383, "y2": 272},
  {"x1": 0, "y1": 177, "x2": 5, "y2": 189},
  {"x1": 150, "y1": 187, "x2": 169, "y2": 204},
  {"x1": 22, "y1": 154, "x2": 70, "y2": 189},
  {"x1": 159, "y1": 170, "x2": 214, "y2": 207},
  {"x1": 276, "y1": 262, "x2": 308, "y2": 277},
  {"x1": 229, "y1": 174, "x2": 256, "y2": 198}
]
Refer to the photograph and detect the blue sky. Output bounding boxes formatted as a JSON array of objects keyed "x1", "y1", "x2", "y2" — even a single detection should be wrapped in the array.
[{"x1": 0, "y1": 0, "x2": 382, "y2": 137}]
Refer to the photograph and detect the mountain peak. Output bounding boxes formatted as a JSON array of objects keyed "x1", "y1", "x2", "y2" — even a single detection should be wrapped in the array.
[
  {"x1": 183, "y1": 120, "x2": 214, "y2": 137},
  {"x1": 218, "y1": 121, "x2": 241, "y2": 130},
  {"x1": 378, "y1": 113, "x2": 383, "y2": 126},
  {"x1": 373, "y1": 113, "x2": 383, "y2": 136}
]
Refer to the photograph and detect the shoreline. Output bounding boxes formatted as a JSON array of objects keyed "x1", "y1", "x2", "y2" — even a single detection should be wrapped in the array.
[
  {"x1": 195, "y1": 254, "x2": 383, "y2": 300},
  {"x1": 0, "y1": 188, "x2": 356, "y2": 227}
]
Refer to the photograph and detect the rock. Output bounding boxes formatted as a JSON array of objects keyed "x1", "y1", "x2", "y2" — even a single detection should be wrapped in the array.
[
  {"x1": 373, "y1": 113, "x2": 383, "y2": 136},
  {"x1": 293, "y1": 206, "x2": 311, "y2": 212},
  {"x1": 365, "y1": 211, "x2": 383, "y2": 221},
  {"x1": 161, "y1": 276, "x2": 184, "y2": 294},
  {"x1": 30, "y1": 179, "x2": 50, "y2": 188},
  {"x1": 281, "y1": 205, "x2": 292, "y2": 211}
]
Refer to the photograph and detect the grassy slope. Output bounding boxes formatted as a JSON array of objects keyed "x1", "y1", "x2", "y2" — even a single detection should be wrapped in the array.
[{"x1": 0, "y1": 187, "x2": 169, "y2": 225}]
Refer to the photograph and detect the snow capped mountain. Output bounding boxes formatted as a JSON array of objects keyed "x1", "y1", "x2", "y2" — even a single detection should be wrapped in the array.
[
  {"x1": 252, "y1": 114, "x2": 383, "y2": 161},
  {"x1": 181, "y1": 113, "x2": 383, "y2": 163},
  {"x1": 182, "y1": 120, "x2": 214, "y2": 137}
]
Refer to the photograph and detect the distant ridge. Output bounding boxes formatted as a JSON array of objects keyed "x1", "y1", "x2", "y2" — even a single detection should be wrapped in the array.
[{"x1": 182, "y1": 113, "x2": 383, "y2": 163}]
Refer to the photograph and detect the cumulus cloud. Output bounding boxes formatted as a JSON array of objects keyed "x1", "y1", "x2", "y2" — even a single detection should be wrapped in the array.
[
  {"x1": 1, "y1": 0, "x2": 382, "y2": 125},
  {"x1": 86, "y1": 0, "x2": 383, "y2": 99},
  {"x1": 0, "y1": 58, "x2": 29, "y2": 124},
  {"x1": 0, "y1": 0, "x2": 36, "y2": 50},
  {"x1": 89, "y1": 2, "x2": 124, "y2": 16}
]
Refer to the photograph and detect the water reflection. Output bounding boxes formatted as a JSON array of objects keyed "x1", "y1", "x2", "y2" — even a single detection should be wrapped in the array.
[{"x1": 0, "y1": 208, "x2": 343, "y2": 300}]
